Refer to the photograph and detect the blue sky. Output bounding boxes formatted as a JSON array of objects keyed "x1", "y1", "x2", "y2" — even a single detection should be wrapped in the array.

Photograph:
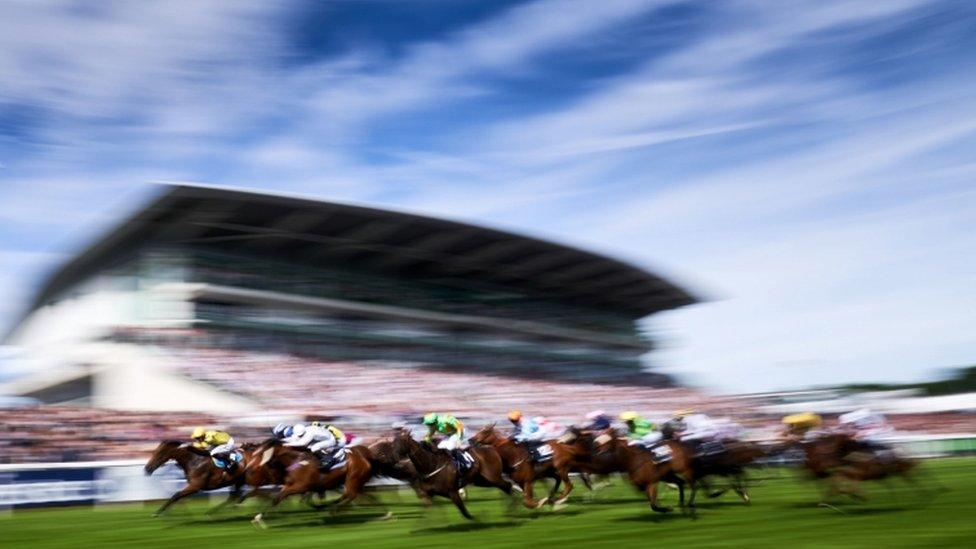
[{"x1": 1, "y1": 0, "x2": 974, "y2": 392}]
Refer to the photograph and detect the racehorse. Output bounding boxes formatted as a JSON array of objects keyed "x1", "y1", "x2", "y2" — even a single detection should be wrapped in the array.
[
  {"x1": 368, "y1": 437, "x2": 432, "y2": 504},
  {"x1": 470, "y1": 424, "x2": 578, "y2": 508},
  {"x1": 391, "y1": 428, "x2": 513, "y2": 519},
  {"x1": 247, "y1": 439, "x2": 381, "y2": 527},
  {"x1": 144, "y1": 440, "x2": 245, "y2": 516},
  {"x1": 784, "y1": 433, "x2": 919, "y2": 502},
  {"x1": 657, "y1": 437, "x2": 766, "y2": 508},
  {"x1": 591, "y1": 431, "x2": 675, "y2": 513}
]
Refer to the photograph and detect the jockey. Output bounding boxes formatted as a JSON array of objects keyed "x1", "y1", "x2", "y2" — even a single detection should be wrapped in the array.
[
  {"x1": 584, "y1": 410, "x2": 612, "y2": 431},
  {"x1": 838, "y1": 409, "x2": 894, "y2": 457},
  {"x1": 782, "y1": 412, "x2": 823, "y2": 441},
  {"x1": 671, "y1": 410, "x2": 724, "y2": 455},
  {"x1": 422, "y1": 412, "x2": 466, "y2": 451},
  {"x1": 272, "y1": 422, "x2": 293, "y2": 439},
  {"x1": 191, "y1": 427, "x2": 238, "y2": 471},
  {"x1": 619, "y1": 411, "x2": 662, "y2": 446},
  {"x1": 284, "y1": 422, "x2": 346, "y2": 469}
]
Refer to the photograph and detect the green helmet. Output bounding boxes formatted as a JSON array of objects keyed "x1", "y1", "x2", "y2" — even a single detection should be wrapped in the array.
[{"x1": 422, "y1": 413, "x2": 438, "y2": 425}]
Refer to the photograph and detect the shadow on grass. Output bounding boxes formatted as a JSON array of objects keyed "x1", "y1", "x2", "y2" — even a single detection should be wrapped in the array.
[{"x1": 410, "y1": 520, "x2": 525, "y2": 534}]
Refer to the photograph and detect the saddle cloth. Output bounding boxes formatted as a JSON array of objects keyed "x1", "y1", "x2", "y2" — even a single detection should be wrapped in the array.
[{"x1": 212, "y1": 450, "x2": 243, "y2": 469}]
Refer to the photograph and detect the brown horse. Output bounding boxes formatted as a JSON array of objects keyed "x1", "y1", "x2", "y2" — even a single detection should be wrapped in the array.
[
  {"x1": 591, "y1": 431, "x2": 674, "y2": 513},
  {"x1": 144, "y1": 440, "x2": 245, "y2": 516},
  {"x1": 391, "y1": 429, "x2": 512, "y2": 520},
  {"x1": 248, "y1": 439, "x2": 381, "y2": 527},
  {"x1": 655, "y1": 437, "x2": 766, "y2": 509},
  {"x1": 470, "y1": 424, "x2": 580, "y2": 508},
  {"x1": 368, "y1": 437, "x2": 432, "y2": 504},
  {"x1": 786, "y1": 433, "x2": 918, "y2": 502}
]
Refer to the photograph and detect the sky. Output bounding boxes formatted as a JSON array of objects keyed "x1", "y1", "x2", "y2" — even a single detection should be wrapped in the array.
[{"x1": 0, "y1": 0, "x2": 974, "y2": 393}]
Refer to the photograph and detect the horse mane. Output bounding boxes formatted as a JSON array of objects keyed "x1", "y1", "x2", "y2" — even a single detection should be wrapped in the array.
[{"x1": 161, "y1": 439, "x2": 183, "y2": 446}]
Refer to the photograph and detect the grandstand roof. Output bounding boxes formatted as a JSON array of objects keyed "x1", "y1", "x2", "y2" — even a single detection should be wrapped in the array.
[{"x1": 29, "y1": 184, "x2": 696, "y2": 317}]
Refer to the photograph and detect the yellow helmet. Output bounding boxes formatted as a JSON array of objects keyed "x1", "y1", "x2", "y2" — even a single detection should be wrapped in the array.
[
  {"x1": 619, "y1": 411, "x2": 638, "y2": 422},
  {"x1": 191, "y1": 427, "x2": 206, "y2": 440},
  {"x1": 674, "y1": 409, "x2": 695, "y2": 418},
  {"x1": 783, "y1": 412, "x2": 821, "y2": 428},
  {"x1": 507, "y1": 410, "x2": 522, "y2": 422}
]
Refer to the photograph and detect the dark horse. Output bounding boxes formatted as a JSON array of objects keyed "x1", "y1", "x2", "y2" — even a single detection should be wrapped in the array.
[
  {"x1": 391, "y1": 429, "x2": 513, "y2": 519},
  {"x1": 247, "y1": 439, "x2": 382, "y2": 527},
  {"x1": 784, "y1": 433, "x2": 919, "y2": 502},
  {"x1": 470, "y1": 424, "x2": 579, "y2": 508},
  {"x1": 368, "y1": 437, "x2": 432, "y2": 504},
  {"x1": 144, "y1": 440, "x2": 245, "y2": 516},
  {"x1": 658, "y1": 437, "x2": 767, "y2": 509}
]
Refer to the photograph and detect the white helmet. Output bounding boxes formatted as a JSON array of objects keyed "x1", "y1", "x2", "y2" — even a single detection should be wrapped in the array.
[{"x1": 292, "y1": 423, "x2": 307, "y2": 437}]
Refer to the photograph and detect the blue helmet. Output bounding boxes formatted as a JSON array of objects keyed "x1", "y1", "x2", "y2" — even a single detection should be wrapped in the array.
[
  {"x1": 272, "y1": 423, "x2": 288, "y2": 437},
  {"x1": 284, "y1": 425, "x2": 295, "y2": 438}
]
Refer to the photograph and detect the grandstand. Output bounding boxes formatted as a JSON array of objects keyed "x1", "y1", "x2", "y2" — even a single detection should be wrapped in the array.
[{"x1": 1, "y1": 183, "x2": 703, "y2": 459}]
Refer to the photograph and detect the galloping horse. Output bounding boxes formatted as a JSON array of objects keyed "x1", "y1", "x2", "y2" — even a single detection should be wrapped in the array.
[
  {"x1": 656, "y1": 437, "x2": 766, "y2": 508},
  {"x1": 144, "y1": 440, "x2": 245, "y2": 516},
  {"x1": 785, "y1": 433, "x2": 918, "y2": 502},
  {"x1": 368, "y1": 437, "x2": 431, "y2": 504},
  {"x1": 591, "y1": 431, "x2": 674, "y2": 513},
  {"x1": 247, "y1": 439, "x2": 380, "y2": 527},
  {"x1": 470, "y1": 424, "x2": 577, "y2": 508},
  {"x1": 391, "y1": 429, "x2": 512, "y2": 519}
]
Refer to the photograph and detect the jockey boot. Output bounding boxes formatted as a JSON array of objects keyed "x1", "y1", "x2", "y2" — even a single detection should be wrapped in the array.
[{"x1": 317, "y1": 450, "x2": 335, "y2": 471}]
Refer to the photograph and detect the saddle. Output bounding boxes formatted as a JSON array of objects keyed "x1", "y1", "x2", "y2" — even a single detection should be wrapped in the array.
[
  {"x1": 316, "y1": 448, "x2": 348, "y2": 472},
  {"x1": 525, "y1": 441, "x2": 554, "y2": 463},
  {"x1": 212, "y1": 450, "x2": 243, "y2": 470}
]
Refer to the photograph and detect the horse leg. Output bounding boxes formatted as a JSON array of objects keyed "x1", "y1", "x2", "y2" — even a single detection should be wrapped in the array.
[
  {"x1": 551, "y1": 467, "x2": 574, "y2": 505},
  {"x1": 449, "y1": 489, "x2": 474, "y2": 520},
  {"x1": 253, "y1": 484, "x2": 302, "y2": 528},
  {"x1": 546, "y1": 473, "x2": 562, "y2": 503},
  {"x1": 153, "y1": 484, "x2": 201, "y2": 517},
  {"x1": 578, "y1": 472, "x2": 593, "y2": 490},
  {"x1": 733, "y1": 474, "x2": 750, "y2": 504},
  {"x1": 206, "y1": 485, "x2": 242, "y2": 515},
  {"x1": 647, "y1": 482, "x2": 671, "y2": 514}
]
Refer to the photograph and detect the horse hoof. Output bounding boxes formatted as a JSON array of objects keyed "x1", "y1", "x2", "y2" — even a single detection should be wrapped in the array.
[
  {"x1": 251, "y1": 514, "x2": 268, "y2": 530},
  {"x1": 534, "y1": 497, "x2": 549, "y2": 509},
  {"x1": 554, "y1": 496, "x2": 570, "y2": 506},
  {"x1": 151, "y1": 512, "x2": 161, "y2": 518},
  {"x1": 372, "y1": 511, "x2": 395, "y2": 522}
]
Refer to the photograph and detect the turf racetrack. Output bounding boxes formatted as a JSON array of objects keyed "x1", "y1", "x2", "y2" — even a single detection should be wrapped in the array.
[{"x1": 2, "y1": 458, "x2": 974, "y2": 548}]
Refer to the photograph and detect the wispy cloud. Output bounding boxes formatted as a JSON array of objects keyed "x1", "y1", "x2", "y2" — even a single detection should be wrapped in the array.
[{"x1": 1, "y1": 0, "x2": 975, "y2": 391}]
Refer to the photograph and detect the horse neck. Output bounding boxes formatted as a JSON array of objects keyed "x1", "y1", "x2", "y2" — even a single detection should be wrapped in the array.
[
  {"x1": 169, "y1": 446, "x2": 206, "y2": 474},
  {"x1": 404, "y1": 439, "x2": 443, "y2": 474}
]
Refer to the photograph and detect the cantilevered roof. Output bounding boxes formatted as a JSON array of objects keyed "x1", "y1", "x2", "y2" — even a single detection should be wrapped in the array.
[{"x1": 29, "y1": 184, "x2": 696, "y2": 317}]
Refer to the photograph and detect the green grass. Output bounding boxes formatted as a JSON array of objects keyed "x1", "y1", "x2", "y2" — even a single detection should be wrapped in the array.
[{"x1": 2, "y1": 459, "x2": 974, "y2": 548}]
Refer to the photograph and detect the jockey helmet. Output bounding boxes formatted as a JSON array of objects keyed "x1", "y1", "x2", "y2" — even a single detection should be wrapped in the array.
[
  {"x1": 586, "y1": 410, "x2": 607, "y2": 420},
  {"x1": 292, "y1": 423, "x2": 307, "y2": 437},
  {"x1": 507, "y1": 410, "x2": 522, "y2": 422},
  {"x1": 191, "y1": 427, "x2": 206, "y2": 440},
  {"x1": 272, "y1": 423, "x2": 288, "y2": 437},
  {"x1": 674, "y1": 409, "x2": 695, "y2": 418},
  {"x1": 422, "y1": 413, "x2": 438, "y2": 425},
  {"x1": 283, "y1": 425, "x2": 294, "y2": 438},
  {"x1": 619, "y1": 411, "x2": 638, "y2": 422}
]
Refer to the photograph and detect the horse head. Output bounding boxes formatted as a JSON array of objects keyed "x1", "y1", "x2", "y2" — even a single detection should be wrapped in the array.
[
  {"x1": 144, "y1": 440, "x2": 183, "y2": 475},
  {"x1": 470, "y1": 423, "x2": 499, "y2": 445}
]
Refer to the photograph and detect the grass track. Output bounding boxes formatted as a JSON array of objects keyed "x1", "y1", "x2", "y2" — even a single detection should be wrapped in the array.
[{"x1": 2, "y1": 458, "x2": 974, "y2": 548}]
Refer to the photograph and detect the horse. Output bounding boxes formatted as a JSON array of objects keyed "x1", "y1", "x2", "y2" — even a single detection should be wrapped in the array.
[
  {"x1": 591, "y1": 431, "x2": 674, "y2": 513},
  {"x1": 655, "y1": 437, "x2": 766, "y2": 509},
  {"x1": 247, "y1": 439, "x2": 382, "y2": 527},
  {"x1": 144, "y1": 440, "x2": 245, "y2": 516},
  {"x1": 469, "y1": 424, "x2": 578, "y2": 508},
  {"x1": 368, "y1": 437, "x2": 432, "y2": 504},
  {"x1": 784, "y1": 433, "x2": 919, "y2": 502},
  {"x1": 391, "y1": 429, "x2": 513, "y2": 520}
]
